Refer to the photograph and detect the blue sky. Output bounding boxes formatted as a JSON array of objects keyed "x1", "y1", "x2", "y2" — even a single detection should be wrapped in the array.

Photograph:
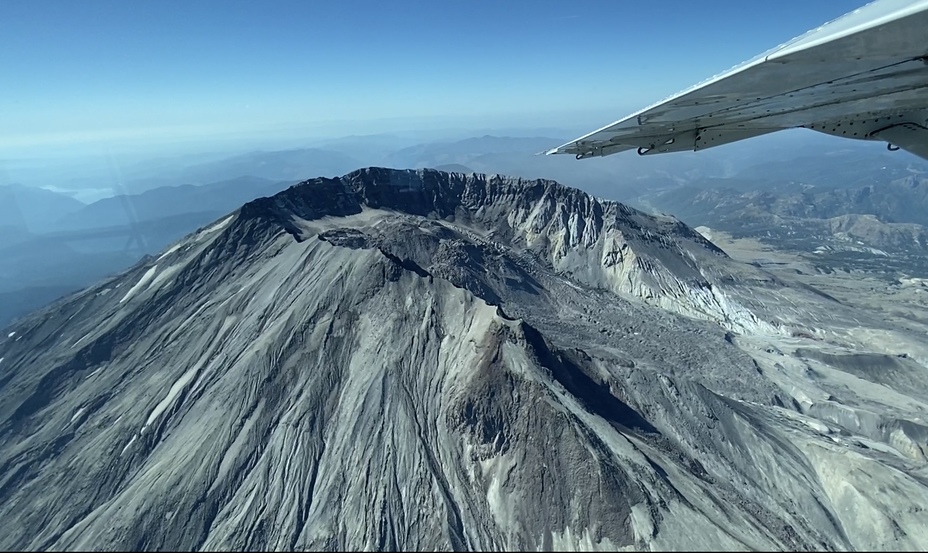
[{"x1": 2, "y1": 0, "x2": 865, "y2": 152}]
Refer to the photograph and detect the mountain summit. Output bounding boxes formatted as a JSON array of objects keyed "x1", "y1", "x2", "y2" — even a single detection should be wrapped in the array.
[{"x1": 1, "y1": 168, "x2": 926, "y2": 550}]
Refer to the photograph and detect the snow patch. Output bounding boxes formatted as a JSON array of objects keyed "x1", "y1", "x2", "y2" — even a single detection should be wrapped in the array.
[
  {"x1": 85, "y1": 366, "x2": 104, "y2": 379},
  {"x1": 147, "y1": 263, "x2": 184, "y2": 291},
  {"x1": 195, "y1": 215, "x2": 234, "y2": 242},
  {"x1": 120, "y1": 265, "x2": 159, "y2": 303},
  {"x1": 70, "y1": 408, "x2": 86, "y2": 424},
  {"x1": 144, "y1": 365, "x2": 200, "y2": 428},
  {"x1": 156, "y1": 243, "x2": 183, "y2": 261},
  {"x1": 71, "y1": 332, "x2": 92, "y2": 349},
  {"x1": 7, "y1": 332, "x2": 14, "y2": 338},
  {"x1": 695, "y1": 225, "x2": 714, "y2": 241},
  {"x1": 120, "y1": 434, "x2": 137, "y2": 456}
]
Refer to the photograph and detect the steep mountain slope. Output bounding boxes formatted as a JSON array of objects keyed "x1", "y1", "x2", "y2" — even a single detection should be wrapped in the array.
[{"x1": 1, "y1": 169, "x2": 926, "y2": 551}]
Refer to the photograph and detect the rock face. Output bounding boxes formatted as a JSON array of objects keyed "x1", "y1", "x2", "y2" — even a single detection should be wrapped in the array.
[{"x1": 1, "y1": 168, "x2": 927, "y2": 551}]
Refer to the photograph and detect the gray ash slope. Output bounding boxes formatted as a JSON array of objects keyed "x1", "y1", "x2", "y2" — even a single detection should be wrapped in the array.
[{"x1": 1, "y1": 168, "x2": 927, "y2": 551}]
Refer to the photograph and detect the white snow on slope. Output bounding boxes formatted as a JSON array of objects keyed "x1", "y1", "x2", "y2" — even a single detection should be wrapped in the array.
[
  {"x1": 144, "y1": 364, "x2": 200, "y2": 428},
  {"x1": 195, "y1": 215, "x2": 235, "y2": 242},
  {"x1": 157, "y1": 243, "x2": 184, "y2": 261},
  {"x1": 147, "y1": 264, "x2": 184, "y2": 291},
  {"x1": 71, "y1": 332, "x2": 93, "y2": 349},
  {"x1": 120, "y1": 435, "x2": 137, "y2": 457},
  {"x1": 119, "y1": 266, "x2": 158, "y2": 304}
]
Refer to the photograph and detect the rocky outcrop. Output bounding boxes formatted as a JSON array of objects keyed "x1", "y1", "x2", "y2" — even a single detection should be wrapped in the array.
[{"x1": 245, "y1": 168, "x2": 779, "y2": 333}]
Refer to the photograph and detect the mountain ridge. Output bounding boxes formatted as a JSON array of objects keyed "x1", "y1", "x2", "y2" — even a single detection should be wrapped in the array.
[
  {"x1": 1, "y1": 168, "x2": 927, "y2": 550},
  {"x1": 232, "y1": 167, "x2": 781, "y2": 333}
]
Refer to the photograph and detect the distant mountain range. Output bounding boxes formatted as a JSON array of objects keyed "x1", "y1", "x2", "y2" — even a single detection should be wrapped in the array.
[
  {"x1": 0, "y1": 184, "x2": 85, "y2": 235},
  {"x1": 0, "y1": 177, "x2": 296, "y2": 326},
  {"x1": 34, "y1": 147, "x2": 368, "y2": 198},
  {"x1": 731, "y1": 150, "x2": 925, "y2": 190},
  {"x1": 173, "y1": 148, "x2": 364, "y2": 185},
  {"x1": 381, "y1": 135, "x2": 735, "y2": 201},
  {"x1": 52, "y1": 176, "x2": 293, "y2": 231},
  {"x1": 385, "y1": 135, "x2": 561, "y2": 166},
  {"x1": 634, "y1": 175, "x2": 928, "y2": 274},
  {"x1": 4, "y1": 132, "x2": 928, "y2": 327},
  {"x1": 378, "y1": 133, "x2": 928, "y2": 204},
  {"x1": 641, "y1": 175, "x2": 928, "y2": 226}
]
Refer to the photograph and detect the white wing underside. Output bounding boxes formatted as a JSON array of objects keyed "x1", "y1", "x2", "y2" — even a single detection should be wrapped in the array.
[{"x1": 548, "y1": 0, "x2": 928, "y2": 161}]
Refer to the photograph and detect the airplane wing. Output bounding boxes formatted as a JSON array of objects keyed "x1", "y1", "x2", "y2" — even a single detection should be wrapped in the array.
[{"x1": 547, "y1": 0, "x2": 928, "y2": 161}]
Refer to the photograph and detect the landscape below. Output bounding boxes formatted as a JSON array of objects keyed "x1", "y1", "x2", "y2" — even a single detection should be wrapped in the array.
[{"x1": 0, "y1": 168, "x2": 927, "y2": 550}]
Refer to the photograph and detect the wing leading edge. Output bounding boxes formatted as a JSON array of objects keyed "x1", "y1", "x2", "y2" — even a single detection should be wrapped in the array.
[{"x1": 548, "y1": 0, "x2": 928, "y2": 161}]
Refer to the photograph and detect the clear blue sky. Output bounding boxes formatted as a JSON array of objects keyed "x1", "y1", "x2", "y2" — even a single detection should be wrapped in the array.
[{"x1": 1, "y1": 0, "x2": 865, "y2": 151}]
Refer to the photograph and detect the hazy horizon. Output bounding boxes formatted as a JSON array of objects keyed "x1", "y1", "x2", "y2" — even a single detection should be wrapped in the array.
[
  {"x1": 3, "y1": 1, "x2": 863, "y2": 158},
  {"x1": 0, "y1": 0, "x2": 892, "y2": 203}
]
